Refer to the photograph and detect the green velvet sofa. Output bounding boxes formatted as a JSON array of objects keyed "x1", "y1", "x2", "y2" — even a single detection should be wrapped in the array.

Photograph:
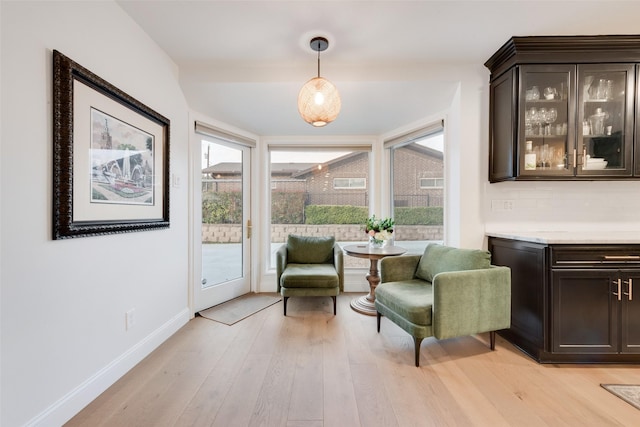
[
  {"x1": 375, "y1": 244, "x2": 511, "y2": 366},
  {"x1": 276, "y1": 235, "x2": 344, "y2": 316}
]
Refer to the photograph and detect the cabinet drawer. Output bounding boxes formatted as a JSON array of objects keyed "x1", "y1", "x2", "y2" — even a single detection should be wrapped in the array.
[{"x1": 551, "y1": 245, "x2": 640, "y2": 267}]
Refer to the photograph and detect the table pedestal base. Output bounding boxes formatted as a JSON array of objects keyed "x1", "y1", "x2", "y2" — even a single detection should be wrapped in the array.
[{"x1": 350, "y1": 295, "x2": 377, "y2": 316}]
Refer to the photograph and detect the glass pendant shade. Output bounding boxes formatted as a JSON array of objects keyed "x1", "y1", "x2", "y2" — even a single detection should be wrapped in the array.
[{"x1": 298, "y1": 76, "x2": 341, "y2": 127}]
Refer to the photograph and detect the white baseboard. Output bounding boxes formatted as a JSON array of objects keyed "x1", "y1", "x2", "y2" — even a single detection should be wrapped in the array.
[{"x1": 25, "y1": 307, "x2": 190, "y2": 427}]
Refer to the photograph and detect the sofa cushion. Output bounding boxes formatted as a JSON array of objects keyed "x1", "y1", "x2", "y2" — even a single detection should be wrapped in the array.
[
  {"x1": 287, "y1": 235, "x2": 335, "y2": 264},
  {"x1": 280, "y1": 264, "x2": 339, "y2": 288},
  {"x1": 375, "y1": 279, "x2": 433, "y2": 326},
  {"x1": 415, "y1": 244, "x2": 491, "y2": 282}
]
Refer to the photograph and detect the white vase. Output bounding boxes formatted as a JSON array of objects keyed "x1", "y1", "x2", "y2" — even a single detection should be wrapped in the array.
[{"x1": 369, "y1": 236, "x2": 387, "y2": 248}]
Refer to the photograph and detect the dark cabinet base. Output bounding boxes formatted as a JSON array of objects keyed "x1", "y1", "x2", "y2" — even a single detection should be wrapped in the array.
[{"x1": 489, "y1": 237, "x2": 640, "y2": 364}]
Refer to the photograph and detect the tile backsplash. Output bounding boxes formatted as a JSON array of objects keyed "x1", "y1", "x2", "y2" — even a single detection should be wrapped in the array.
[{"x1": 484, "y1": 180, "x2": 640, "y2": 232}]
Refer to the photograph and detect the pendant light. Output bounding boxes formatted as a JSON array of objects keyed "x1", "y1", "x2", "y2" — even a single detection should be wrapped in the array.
[{"x1": 297, "y1": 36, "x2": 341, "y2": 127}]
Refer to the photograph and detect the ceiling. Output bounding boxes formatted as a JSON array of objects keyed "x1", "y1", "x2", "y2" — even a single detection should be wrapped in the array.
[{"x1": 117, "y1": 0, "x2": 640, "y2": 136}]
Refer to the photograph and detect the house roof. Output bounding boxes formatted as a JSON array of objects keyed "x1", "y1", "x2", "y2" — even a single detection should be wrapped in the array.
[
  {"x1": 204, "y1": 147, "x2": 442, "y2": 178},
  {"x1": 203, "y1": 162, "x2": 316, "y2": 175}
]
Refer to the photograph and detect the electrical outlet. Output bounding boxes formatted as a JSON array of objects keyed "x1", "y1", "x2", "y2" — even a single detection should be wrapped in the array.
[
  {"x1": 492, "y1": 199, "x2": 515, "y2": 212},
  {"x1": 125, "y1": 308, "x2": 136, "y2": 330}
]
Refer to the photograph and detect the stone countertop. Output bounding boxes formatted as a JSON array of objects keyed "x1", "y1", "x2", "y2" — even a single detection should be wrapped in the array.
[{"x1": 486, "y1": 231, "x2": 640, "y2": 244}]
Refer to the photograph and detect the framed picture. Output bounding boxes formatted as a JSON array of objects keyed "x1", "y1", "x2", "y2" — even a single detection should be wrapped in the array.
[{"x1": 52, "y1": 50, "x2": 170, "y2": 239}]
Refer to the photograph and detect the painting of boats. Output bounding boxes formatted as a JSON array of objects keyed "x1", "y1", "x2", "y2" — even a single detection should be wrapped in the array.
[{"x1": 90, "y1": 108, "x2": 155, "y2": 205}]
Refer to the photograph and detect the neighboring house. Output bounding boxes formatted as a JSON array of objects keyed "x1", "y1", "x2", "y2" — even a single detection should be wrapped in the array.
[
  {"x1": 202, "y1": 148, "x2": 443, "y2": 208},
  {"x1": 392, "y1": 144, "x2": 444, "y2": 207}
]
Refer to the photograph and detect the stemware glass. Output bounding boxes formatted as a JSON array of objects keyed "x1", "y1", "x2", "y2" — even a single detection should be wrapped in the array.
[
  {"x1": 537, "y1": 107, "x2": 547, "y2": 135},
  {"x1": 525, "y1": 108, "x2": 534, "y2": 135},
  {"x1": 546, "y1": 108, "x2": 557, "y2": 135}
]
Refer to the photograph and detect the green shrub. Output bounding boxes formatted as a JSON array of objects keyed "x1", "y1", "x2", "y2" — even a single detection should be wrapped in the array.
[
  {"x1": 271, "y1": 192, "x2": 305, "y2": 224},
  {"x1": 394, "y1": 206, "x2": 443, "y2": 225},
  {"x1": 202, "y1": 192, "x2": 242, "y2": 224},
  {"x1": 305, "y1": 205, "x2": 368, "y2": 224}
]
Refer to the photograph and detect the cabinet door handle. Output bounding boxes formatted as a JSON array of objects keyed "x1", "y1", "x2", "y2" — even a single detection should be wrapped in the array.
[
  {"x1": 624, "y1": 278, "x2": 633, "y2": 301},
  {"x1": 613, "y1": 279, "x2": 622, "y2": 301},
  {"x1": 603, "y1": 255, "x2": 640, "y2": 260}
]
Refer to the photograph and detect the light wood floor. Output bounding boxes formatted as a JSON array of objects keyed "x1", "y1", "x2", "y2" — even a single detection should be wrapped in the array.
[{"x1": 67, "y1": 294, "x2": 640, "y2": 426}]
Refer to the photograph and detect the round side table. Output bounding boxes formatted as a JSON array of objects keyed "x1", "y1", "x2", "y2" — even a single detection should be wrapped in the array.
[{"x1": 343, "y1": 244, "x2": 406, "y2": 315}]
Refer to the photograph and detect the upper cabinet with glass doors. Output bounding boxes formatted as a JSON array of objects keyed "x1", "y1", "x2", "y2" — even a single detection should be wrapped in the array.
[
  {"x1": 577, "y1": 64, "x2": 635, "y2": 177},
  {"x1": 485, "y1": 35, "x2": 640, "y2": 182}
]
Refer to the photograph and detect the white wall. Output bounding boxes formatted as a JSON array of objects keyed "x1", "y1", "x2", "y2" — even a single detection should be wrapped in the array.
[{"x1": 1, "y1": 2, "x2": 190, "y2": 426}]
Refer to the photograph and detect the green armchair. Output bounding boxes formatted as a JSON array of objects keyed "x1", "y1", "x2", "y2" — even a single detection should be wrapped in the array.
[
  {"x1": 276, "y1": 234, "x2": 344, "y2": 316},
  {"x1": 375, "y1": 244, "x2": 511, "y2": 366}
]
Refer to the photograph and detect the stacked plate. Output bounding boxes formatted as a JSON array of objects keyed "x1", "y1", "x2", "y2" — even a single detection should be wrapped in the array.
[{"x1": 584, "y1": 157, "x2": 608, "y2": 170}]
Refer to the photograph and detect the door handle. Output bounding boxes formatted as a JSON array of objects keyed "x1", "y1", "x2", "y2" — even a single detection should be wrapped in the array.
[
  {"x1": 613, "y1": 279, "x2": 622, "y2": 301},
  {"x1": 624, "y1": 278, "x2": 633, "y2": 301},
  {"x1": 246, "y1": 219, "x2": 252, "y2": 239}
]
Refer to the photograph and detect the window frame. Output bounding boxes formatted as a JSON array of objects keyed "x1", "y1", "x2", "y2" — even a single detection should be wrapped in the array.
[
  {"x1": 419, "y1": 177, "x2": 445, "y2": 189},
  {"x1": 333, "y1": 177, "x2": 367, "y2": 190}
]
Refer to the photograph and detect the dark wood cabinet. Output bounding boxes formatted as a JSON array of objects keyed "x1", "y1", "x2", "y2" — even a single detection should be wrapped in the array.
[
  {"x1": 621, "y1": 270, "x2": 640, "y2": 353},
  {"x1": 488, "y1": 69, "x2": 517, "y2": 181},
  {"x1": 485, "y1": 35, "x2": 640, "y2": 182},
  {"x1": 488, "y1": 237, "x2": 640, "y2": 363},
  {"x1": 551, "y1": 269, "x2": 619, "y2": 354}
]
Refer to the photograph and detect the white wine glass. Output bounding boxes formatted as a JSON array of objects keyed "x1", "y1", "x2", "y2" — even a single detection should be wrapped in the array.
[{"x1": 546, "y1": 108, "x2": 557, "y2": 135}]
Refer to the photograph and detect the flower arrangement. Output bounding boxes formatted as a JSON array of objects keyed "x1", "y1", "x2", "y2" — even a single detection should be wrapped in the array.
[{"x1": 365, "y1": 215, "x2": 395, "y2": 247}]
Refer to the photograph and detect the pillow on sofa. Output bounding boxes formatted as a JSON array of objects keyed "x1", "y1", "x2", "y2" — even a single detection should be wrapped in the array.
[
  {"x1": 287, "y1": 234, "x2": 335, "y2": 264},
  {"x1": 415, "y1": 244, "x2": 491, "y2": 282}
]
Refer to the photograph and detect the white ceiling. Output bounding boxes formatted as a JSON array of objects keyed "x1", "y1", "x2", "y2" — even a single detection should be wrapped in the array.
[{"x1": 117, "y1": 0, "x2": 640, "y2": 136}]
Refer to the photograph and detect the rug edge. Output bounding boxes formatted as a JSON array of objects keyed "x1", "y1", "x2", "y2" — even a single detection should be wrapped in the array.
[
  {"x1": 600, "y1": 383, "x2": 640, "y2": 411},
  {"x1": 198, "y1": 295, "x2": 282, "y2": 326}
]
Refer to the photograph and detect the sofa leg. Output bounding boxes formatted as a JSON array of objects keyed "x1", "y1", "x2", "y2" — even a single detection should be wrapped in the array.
[
  {"x1": 414, "y1": 337, "x2": 424, "y2": 367},
  {"x1": 490, "y1": 331, "x2": 496, "y2": 350},
  {"x1": 283, "y1": 297, "x2": 288, "y2": 316},
  {"x1": 376, "y1": 312, "x2": 381, "y2": 333},
  {"x1": 332, "y1": 296, "x2": 337, "y2": 315}
]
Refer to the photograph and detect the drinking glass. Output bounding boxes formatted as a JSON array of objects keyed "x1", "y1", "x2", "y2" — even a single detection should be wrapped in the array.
[
  {"x1": 546, "y1": 108, "x2": 557, "y2": 135},
  {"x1": 538, "y1": 108, "x2": 547, "y2": 135}
]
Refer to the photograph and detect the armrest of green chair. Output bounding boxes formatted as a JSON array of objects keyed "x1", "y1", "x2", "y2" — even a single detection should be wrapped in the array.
[
  {"x1": 276, "y1": 244, "x2": 287, "y2": 293},
  {"x1": 432, "y1": 265, "x2": 511, "y2": 340},
  {"x1": 334, "y1": 244, "x2": 344, "y2": 291},
  {"x1": 380, "y1": 255, "x2": 421, "y2": 283}
]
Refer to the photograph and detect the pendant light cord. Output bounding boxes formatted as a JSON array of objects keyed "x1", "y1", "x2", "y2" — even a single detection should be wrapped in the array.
[{"x1": 317, "y1": 45, "x2": 321, "y2": 78}]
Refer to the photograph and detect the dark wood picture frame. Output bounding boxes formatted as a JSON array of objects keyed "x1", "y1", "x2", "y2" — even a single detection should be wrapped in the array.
[{"x1": 52, "y1": 50, "x2": 170, "y2": 239}]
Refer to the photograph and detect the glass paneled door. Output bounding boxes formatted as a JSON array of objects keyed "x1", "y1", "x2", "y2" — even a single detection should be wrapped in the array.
[
  {"x1": 194, "y1": 137, "x2": 251, "y2": 312},
  {"x1": 519, "y1": 65, "x2": 575, "y2": 177},
  {"x1": 577, "y1": 64, "x2": 635, "y2": 176}
]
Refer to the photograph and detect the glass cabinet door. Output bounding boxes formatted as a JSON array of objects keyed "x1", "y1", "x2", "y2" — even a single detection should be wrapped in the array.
[
  {"x1": 635, "y1": 66, "x2": 640, "y2": 176},
  {"x1": 577, "y1": 64, "x2": 635, "y2": 176},
  {"x1": 519, "y1": 65, "x2": 575, "y2": 177}
]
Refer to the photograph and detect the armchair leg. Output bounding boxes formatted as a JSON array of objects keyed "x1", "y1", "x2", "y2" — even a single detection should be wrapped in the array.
[
  {"x1": 283, "y1": 297, "x2": 288, "y2": 316},
  {"x1": 332, "y1": 296, "x2": 337, "y2": 315},
  {"x1": 414, "y1": 337, "x2": 424, "y2": 367},
  {"x1": 377, "y1": 312, "x2": 381, "y2": 332},
  {"x1": 490, "y1": 331, "x2": 496, "y2": 350}
]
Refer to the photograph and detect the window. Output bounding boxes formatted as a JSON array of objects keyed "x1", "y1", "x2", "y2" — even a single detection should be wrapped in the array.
[
  {"x1": 419, "y1": 177, "x2": 444, "y2": 188},
  {"x1": 269, "y1": 146, "x2": 371, "y2": 269},
  {"x1": 386, "y1": 122, "x2": 445, "y2": 251},
  {"x1": 333, "y1": 177, "x2": 366, "y2": 189}
]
